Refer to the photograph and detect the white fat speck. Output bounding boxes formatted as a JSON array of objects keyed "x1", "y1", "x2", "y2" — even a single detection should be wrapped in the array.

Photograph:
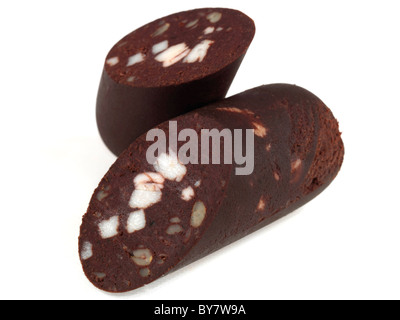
[
  {"x1": 170, "y1": 217, "x2": 181, "y2": 223},
  {"x1": 96, "y1": 190, "x2": 109, "y2": 202},
  {"x1": 166, "y1": 224, "x2": 184, "y2": 235},
  {"x1": 129, "y1": 172, "x2": 165, "y2": 209},
  {"x1": 253, "y1": 122, "x2": 268, "y2": 138},
  {"x1": 98, "y1": 216, "x2": 119, "y2": 239},
  {"x1": 153, "y1": 149, "x2": 187, "y2": 182},
  {"x1": 292, "y1": 159, "x2": 302, "y2": 171},
  {"x1": 127, "y1": 210, "x2": 146, "y2": 233},
  {"x1": 216, "y1": 27, "x2": 224, "y2": 32},
  {"x1": 207, "y1": 12, "x2": 222, "y2": 23},
  {"x1": 183, "y1": 40, "x2": 214, "y2": 63},
  {"x1": 181, "y1": 186, "x2": 195, "y2": 201},
  {"x1": 106, "y1": 56, "x2": 119, "y2": 67},
  {"x1": 257, "y1": 198, "x2": 266, "y2": 211},
  {"x1": 194, "y1": 180, "x2": 201, "y2": 188},
  {"x1": 93, "y1": 272, "x2": 106, "y2": 279},
  {"x1": 186, "y1": 19, "x2": 199, "y2": 28},
  {"x1": 81, "y1": 241, "x2": 93, "y2": 260},
  {"x1": 217, "y1": 107, "x2": 255, "y2": 115},
  {"x1": 129, "y1": 189, "x2": 162, "y2": 209},
  {"x1": 134, "y1": 172, "x2": 165, "y2": 190},
  {"x1": 155, "y1": 43, "x2": 190, "y2": 67},
  {"x1": 290, "y1": 158, "x2": 303, "y2": 184},
  {"x1": 203, "y1": 27, "x2": 215, "y2": 35},
  {"x1": 127, "y1": 76, "x2": 135, "y2": 82},
  {"x1": 127, "y1": 53, "x2": 145, "y2": 67},
  {"x1": 152, "y1": 40, "x2": 169, "y2": 55},
  {"x1": 152, "y1": 23, "x2": 170, "y2": 37}
]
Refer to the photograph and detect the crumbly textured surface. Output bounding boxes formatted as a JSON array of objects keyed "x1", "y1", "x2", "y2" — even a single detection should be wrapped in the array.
[
  {"x1": 97, "y1": 8, "x2": 255, "y2": 156},
  {"x1": 81, "y1": 84, "x2": 344, "y2": 293}
]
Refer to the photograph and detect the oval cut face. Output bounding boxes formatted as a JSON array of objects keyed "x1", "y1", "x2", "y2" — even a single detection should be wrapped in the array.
[{"x1": 104, "y1": 8, "x2": 255, "y2": 87}]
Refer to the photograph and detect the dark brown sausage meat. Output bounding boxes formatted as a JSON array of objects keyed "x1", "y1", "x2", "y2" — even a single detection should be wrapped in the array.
[
  {"x1": 96, "y1": 8, "x2": 256, "y2": 155},
  {"x1": 80, "y1": 84, "x2": 344, "y2": 293}
]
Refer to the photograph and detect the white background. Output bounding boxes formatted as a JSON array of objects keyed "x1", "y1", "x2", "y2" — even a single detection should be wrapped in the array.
[{"x1": 1, "y1": 0, "x2": 399, "y2": 300}]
